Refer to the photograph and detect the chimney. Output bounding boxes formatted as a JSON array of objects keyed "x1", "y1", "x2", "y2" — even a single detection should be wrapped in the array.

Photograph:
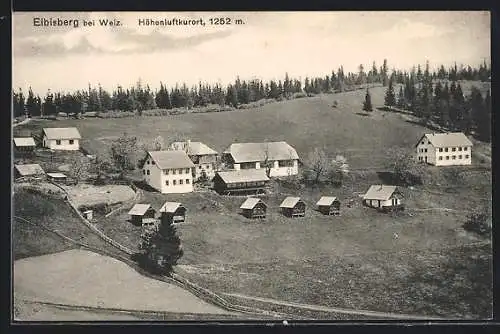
[{"x1": 186, "y1": 139, "x2": 191, "y2": 153}]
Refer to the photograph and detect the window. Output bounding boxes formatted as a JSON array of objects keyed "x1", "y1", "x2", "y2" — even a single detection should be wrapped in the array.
[
  {"x1": 446, "y1": 156, "x2": 449, "y2": 160},
  {"x1": 143, "y1": 170, "x2": 146, "y2": 175},
  {"x1": 465, "y1": 155, "x2": 469, "y2": 159},
  {"x1": 199, "y1": 166, "x2": 202, "y2": 169},
  {"x1": 173, "y1": 180, "x2": 177, "y2": 185},
  {"x1": 165, "y1": 180, "x2": 169, "y2": 186},
  {"x1": 445, "y1": 148, "x2": 449, "y2": 152},
  {"x1": 452, "y1": 155, "x2": 456, "y2": 160},
  {"x1": 452, "y1": 147, "x2": 456, "y2": 152},
  {"x1": 206, "y1": 165, "x2": 210, "y2": 170},
  {"x1": 146, "y1": 170, "x2": 150, "y2": 175},
  {"x1": 179, "y1": 179, "x2": 183, "y2": 185},
  {"x1": 421, "y1": 141, "x2": 424, "y2": 145},
  {"x1": 56, "y1": 140, "x2": 61, "y2": 145},
  {"x1": 173, "y1": 169, "x2": 177, "y2": 175},
  {"x1": 439, "y1": 156, "x2": 443, "y2": 160},
  {"x1": 424, "y1": 148, "x2": 428, "y2": 153},
  {"x1": 458, "y1": 147, "x2": 462, "y2": 151},
  {"x1": 178, "y1": 169, "x2": 183, "y2": 174},
  {"x1": 464, "y1": 147, "x2": 468, "y2": 151},
  {"x1": 185, "y1": 169, "x2": 190, "y2": 174},
  {"x1": 146, "y1": 161, "x2": 150, "y2": 165},
  {"x1": 151, "y1": 160, "x2": 155, "y2": 165},
  {"x1": 186, "y1": 179, "x2": 190, "y2": 184},
  {"x1": 164, "y1": 169, "x2": 169, "y2": 175},
  {"x1": 458, "y1": 155, "x2": 462, "y2": 159},
  {"x1": 439, "y1": 148, "x2": 443, "y2": 152},
  {"x1": 69, "y1": 140, "x2": 74, "y2": 144}
]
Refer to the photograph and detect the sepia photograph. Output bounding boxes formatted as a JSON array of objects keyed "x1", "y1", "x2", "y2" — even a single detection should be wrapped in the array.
[{"x1": 11, "y1": 11, "x2": 492, "y2": 322}]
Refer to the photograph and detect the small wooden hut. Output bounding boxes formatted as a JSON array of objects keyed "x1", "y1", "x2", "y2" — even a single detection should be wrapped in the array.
[
  {"x1": 159, "y1": 202, "x2": 186, "y2": 224},
  {"x1": 279, "y1": 197, "x2": 306, "y2": 218},
  {"x1": 47, "y1": 172, "x2": 68, "y2": 183},
  {"x1": 362, "y1": 185, "x2": 404, "y2": 212},
  {"x1": 14, "y1": 164, "x2": 45, "y2": 179},
  {"x1": 240, "y1": 197, "x2": 267, "y2": 219},
  {"x1": 316, "y1": 196, "x2": 341, "y2": 216},
  {"x1": 128, "y1": 204, "x2": 156, "y2": 225},
  {"x1": 13, "y1": 137, "x2": 36, "y2": 154}
]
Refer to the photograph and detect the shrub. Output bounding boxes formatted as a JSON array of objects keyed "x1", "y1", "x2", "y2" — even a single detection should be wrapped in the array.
[{"x1": 463, "y1": 209, "x2": 491, "y2": 237}]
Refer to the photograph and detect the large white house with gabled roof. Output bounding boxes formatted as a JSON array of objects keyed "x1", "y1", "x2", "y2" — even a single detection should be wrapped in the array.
[
  {"x1": 141, "y1": 150, "x2": 195, "y2": 194},
  {"x1": 416, "y1": 132, "x2": 473, "y2": 166},
  {"x1": 42, "y1": 127, "x2": 81, "y2": 150},
  {"x1": 222, "y1": 141, "x2": 299, "y2": 177}
]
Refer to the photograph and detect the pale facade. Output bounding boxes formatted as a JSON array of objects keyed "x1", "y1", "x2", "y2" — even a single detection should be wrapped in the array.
[
  {"x1": 142, "y1": 153, "x2": 194, "y2": 194},
  {"x1": 43, "y1": 137, "x2": 80, "y2": 150},
  {"x1": 233, "y1": 159, "x2": 299, "y2": 177},
  {"x1": 416, "y1": 133, "x2": 472, "y2": 166}
]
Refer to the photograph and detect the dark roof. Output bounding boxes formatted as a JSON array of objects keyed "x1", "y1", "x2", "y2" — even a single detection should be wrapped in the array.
[
  {"x1": 43, "y1": 127, "x2": 81, "y2": 140},
  {"x1": 223, "y1": 142, "x2": 299, "y2": 163},
  {"x1": 148, "y1": 150, "x2": 195, "y2": 169},
  {"x1": 216, "y1": 169, "x2": 270, "y2": 184}
]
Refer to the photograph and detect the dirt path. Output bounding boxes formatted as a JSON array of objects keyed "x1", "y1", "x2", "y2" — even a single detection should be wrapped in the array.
[{"x1": 222, "y1": 293, "x2": 446, "y2": 320}]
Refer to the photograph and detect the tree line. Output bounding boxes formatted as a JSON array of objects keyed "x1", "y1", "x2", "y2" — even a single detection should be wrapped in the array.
[
  {"x1": 13, "y1": 59, "x2": 490, "y2": 119},
  {"x1": 372, "y1": 60, "x2": 491, "y2": 142}
]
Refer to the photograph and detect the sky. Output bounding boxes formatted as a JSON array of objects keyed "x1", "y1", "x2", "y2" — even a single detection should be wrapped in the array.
[{"x1": 12, "y1": 11, "x2": 491, "y2": 95}]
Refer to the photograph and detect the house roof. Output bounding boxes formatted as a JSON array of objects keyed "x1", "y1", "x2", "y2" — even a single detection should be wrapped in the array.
[
  {"x1": 240, "y1": 197, "x2": 266, "y2": 210},
  {"x1": 15, "y1": 164, "x2": 45, "y2": 176},
  {"x1": 43, "y1": 127, "x2": 81, "y2": 140},
  {"x1": 316, "y1": 196, "x2": 339, "y2": 206},
  {"x1": 223, "y1": 142, "x2": 299, "y2": 163},
  {"x1": 170, "y1": 141, "x2": 218, "y2": 156},
  {"x1": 159, "y1": 202, "x2": 184, "y2": 213},
  {"x1": 47, "y1": 172, "x2": 67, "y2": 178},
  {"x1": 128, "y1": 204, "x2": 153, "y2": 216},
  {"x1": 216, "y1": 169, "x2": 270, "y2": 184},
  {"x1": 148, "y1": 150, "x2": 195, "y2": 169},
  {"x1": 363, "y1": 185, "x2": 398, "y2": 201},
  {"x1": 13, "y1": 137, "x2": 36, "y2": 147},
  {"x1": 416, "y1": 132, "x2": 473, "y2": 148},
  {"x1": 280, "y1": 197, "x2": 303, "y2": 208}
]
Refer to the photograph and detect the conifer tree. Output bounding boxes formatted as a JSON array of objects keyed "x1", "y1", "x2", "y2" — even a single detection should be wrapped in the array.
[{"x1": 384, "y1": 78, "x2": 396, "y2": 110}]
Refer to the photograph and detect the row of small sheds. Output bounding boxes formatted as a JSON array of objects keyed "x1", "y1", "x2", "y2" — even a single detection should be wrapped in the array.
[
  {"x1": 240, "y1": 196, "x2": 341, "y2": 219},
  {"x1": 128, "y1": 201, "x2": 187, "y2": 228}
]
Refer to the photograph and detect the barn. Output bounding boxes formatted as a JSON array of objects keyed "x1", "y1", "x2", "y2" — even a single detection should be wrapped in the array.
[
  {"x1": 213, "y1": 169, "x2": 270, "y2": 195},
  {"x1": 362, "y1": 185, "x2": 403, "y2": 212},
  {"x1": 280, "y1": 197, "x2": 306, "y2": 218},
  {"x1": 128, "y1": 204, "x2": 156, "y2": 225},
  {"x1": 13, "y1": 137, "x2": 36, "y2": 154},
  {"x1": 240, "y1": 197, "x2": 267, "y2": 219},
  {"x1": 316, "y1": 196, "x2": 341, "y2": 216},
  {"x1": 14, "y1": 164, "x2": 45, "y2": 179},
  {"x1": 159, "y1": 202, "x2": 187, "y2": 224}
]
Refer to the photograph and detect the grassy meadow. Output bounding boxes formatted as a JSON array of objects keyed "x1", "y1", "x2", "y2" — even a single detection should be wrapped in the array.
[{"x1": 13, "y1": 85, "x2": 492, "y2": 319}]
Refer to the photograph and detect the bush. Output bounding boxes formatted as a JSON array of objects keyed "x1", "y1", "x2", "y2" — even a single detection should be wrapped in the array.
[{"x1": 463, "y1": 209, "x2": 491, "y2": 237}]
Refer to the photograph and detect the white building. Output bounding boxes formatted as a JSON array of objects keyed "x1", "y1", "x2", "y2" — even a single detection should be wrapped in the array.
[
  {"x1": 222, "y1": 141, "x2": 299, "y2": 177},
  {"x1": 416, "y1": 132, "x2": 473, "y2": 166},
  {"x1": 42, "y1": 127, "x2": 81, "y2": 151},
  {"x1": 362, "y1": 185, "x2": 402, "y2": 210},
  {"x1": 141, "y1": 150, "x2": 195, "y2": 194},
  {"x1": 169, "y1": 140, "x2": 218, "y2": 180}
]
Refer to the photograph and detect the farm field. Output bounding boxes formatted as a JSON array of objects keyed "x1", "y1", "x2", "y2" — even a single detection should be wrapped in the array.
[{"x1": 13, "y1": 85, "x2": 492, "y2": 319}]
